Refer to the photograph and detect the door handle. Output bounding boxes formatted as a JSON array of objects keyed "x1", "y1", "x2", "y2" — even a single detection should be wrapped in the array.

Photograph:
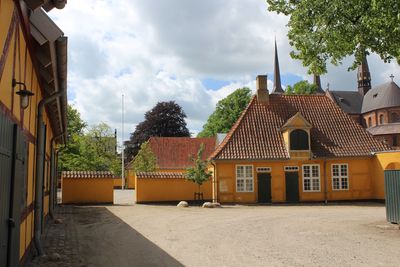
[{"x1": 8, "y1": 218, "x2": 15, "y2": 227}]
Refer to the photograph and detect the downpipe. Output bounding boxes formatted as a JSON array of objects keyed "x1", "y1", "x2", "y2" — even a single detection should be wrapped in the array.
[
  {"x1": 48, "y1": 134, "x2": 64, "y2": 220},
  {"x1": 34, "y1": 91, "x2": 65, "y2": 255}
]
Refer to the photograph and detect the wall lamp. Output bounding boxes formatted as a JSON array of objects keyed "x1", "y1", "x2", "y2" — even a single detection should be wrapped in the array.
[{"x1": 12, "y1": 78, "x2": 34, "y2": 110}]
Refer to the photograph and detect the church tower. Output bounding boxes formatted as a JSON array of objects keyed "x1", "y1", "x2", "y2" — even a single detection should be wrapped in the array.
[
  {"x1": 272, "y1": 39, "x2": 284, "y2": 93},
  {"x1": 357, "y1": 56, "x2": 371, "y2": 96}
]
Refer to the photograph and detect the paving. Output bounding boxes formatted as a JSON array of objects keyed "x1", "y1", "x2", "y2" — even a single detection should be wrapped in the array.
[{"x1": 29, "y1": 196, "x2": 400, "y2": 267}]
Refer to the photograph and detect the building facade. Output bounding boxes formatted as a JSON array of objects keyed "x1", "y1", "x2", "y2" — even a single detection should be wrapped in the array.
[
  {"x1": 0, "y1": 0, "x2": 67, "y2": 265},
  {"x1": 210, "y1": 75, "x2": 400, "y2": 204}
]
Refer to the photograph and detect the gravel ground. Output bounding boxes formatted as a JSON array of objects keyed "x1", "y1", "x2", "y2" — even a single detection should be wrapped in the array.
[
  {"x1": 31, "y1": 200, "x2": 400, "y2": 267},
  {"x1": 108, "y1": 203, "x2": 400, "y2": 267}
]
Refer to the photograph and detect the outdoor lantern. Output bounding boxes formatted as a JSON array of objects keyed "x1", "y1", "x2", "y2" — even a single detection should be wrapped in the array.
[{"x1": 12, "y1": 78, "x2": 34, "y2": 110}]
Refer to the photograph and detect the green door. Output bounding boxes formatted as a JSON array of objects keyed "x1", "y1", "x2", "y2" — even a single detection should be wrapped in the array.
[
  {"x1": 285, "y1": 172, "x2": 299, "y2": 203},
  {"x1": 257, "y1": 173, "x2": 272, "y2": 203}
]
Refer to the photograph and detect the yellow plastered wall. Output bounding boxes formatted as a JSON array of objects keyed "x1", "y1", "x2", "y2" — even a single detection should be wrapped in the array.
[
  {"x1": 372, "y1": 152, "x2": 400, "y2": 199},
  {"x1": 125, "y1": 169, "x2": 135, "y2": 189},
  {"x1": 215, "y1": 157, "x2": 373, "y2": 203},
  {"x1": 1, "y1": 0, "x2": 58, "y2": 260},
  {"x1": 136, "y1": 178, "x2": 212, "y2": 202},
  {"x1": 114, "y1": 178, "x2": 122, "y2": 188},
  {"x1": 62, "y1": 178, "x2": 114, "y2": 204}
]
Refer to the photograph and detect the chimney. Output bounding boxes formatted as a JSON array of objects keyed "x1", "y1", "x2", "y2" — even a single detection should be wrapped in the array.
[{"x1": 256, "y1": 75, "x2": 269, "y2": 104}]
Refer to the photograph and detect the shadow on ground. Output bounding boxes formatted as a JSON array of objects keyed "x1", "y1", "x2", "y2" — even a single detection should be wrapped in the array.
[{"x1": 32, "y1": 206, "x2": 183, "y2": 267}]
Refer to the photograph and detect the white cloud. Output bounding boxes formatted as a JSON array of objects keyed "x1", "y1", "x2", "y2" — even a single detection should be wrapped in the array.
[{"x1": 50, "y1": 0, "x2": 399, "y2": 144}]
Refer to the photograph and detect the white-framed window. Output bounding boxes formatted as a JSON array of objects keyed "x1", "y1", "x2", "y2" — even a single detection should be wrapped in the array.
[
  {"x1": 256, "y1": 167, "x2": 271, "y2": 173},
  {"x1": 284, "y1": 166, "x2": 299, "y2": 172},
  {"x1": 236, "y1": 165, "x2": 253, "y2": 192},
  {"x1": 332, "y1": 164, "x2": 349, "y2": 190},
  {"x1": 302, "y1": 164, "x2": 320, "y2": 192}
]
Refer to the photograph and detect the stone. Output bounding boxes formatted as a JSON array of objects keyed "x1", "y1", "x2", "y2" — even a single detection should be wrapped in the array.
[
  {"x1": 177, "y1": 201, "x2": 189, "y2": 207},
  {"x1": 202, "y1": 202, "x2": 214, "y2": 208},
  {"x1": 212, "y1": 202, "x2": 221, "y2": 208},
  {"x1": 202, "y1": 202, "x2": 222, "y2": 208}
]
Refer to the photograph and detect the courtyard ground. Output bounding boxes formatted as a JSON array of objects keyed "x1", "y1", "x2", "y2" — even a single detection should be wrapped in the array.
[{"x1": 31, "y1": 193, "x2": 400, "y2": 266}]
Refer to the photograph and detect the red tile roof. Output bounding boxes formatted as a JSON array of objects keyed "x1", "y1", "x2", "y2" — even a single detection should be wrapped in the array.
[
  {"x1": 136, "y1": 172, "x2": 186, "y2": 179},
  {"x1": 211, "y1": 94, "x2": 390, "y2": 160},
  {"x1": 149, "y1": 137, "x2": 216, "y2": 169},
  {"x1": 62, "y1": 171, "x2": 115, "y2": 179}
]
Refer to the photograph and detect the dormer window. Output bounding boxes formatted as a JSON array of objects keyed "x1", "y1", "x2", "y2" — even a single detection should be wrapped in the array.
[
  {"x1": 281, "y1": 112, "x2": 312, "y2": 158},
  {"x1": 290, "y1": 129, "x2": 309, "y2": 150}
]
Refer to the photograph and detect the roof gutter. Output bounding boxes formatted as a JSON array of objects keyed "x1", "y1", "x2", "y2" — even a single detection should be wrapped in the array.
[{"x1": 34, "y1": 36, "x2": 67, "y2": 256}]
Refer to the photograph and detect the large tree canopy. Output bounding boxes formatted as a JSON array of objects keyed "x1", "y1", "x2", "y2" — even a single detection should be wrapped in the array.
[
  {"x1": 285, "y1": 80, "x2": 318, "y2": 95},
  {"x1": 124, "y1": 101, "x2": 190, "y2": 162},
  {"x1": 58, "y1": 105, "x2": 121, "y2": 175},
  {"x1": 267, "y1": 0, "x2": 400, "y2": 74},
  {"x1": 198, "y1": 87, "x2": 252, "y2": 137}
]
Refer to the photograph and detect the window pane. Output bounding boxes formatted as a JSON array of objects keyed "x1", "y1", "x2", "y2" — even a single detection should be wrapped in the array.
[
  {"x1": 333, "y1": 165, "x2": 339, "y2": 176},
  {"x1": 341, "y1": 178, "x2": 348, "y2": 189},
  {"x1": 303, "y1": 166, "x2": 310, "y2": 177},
  {"x1": 312, "y1": 165, "x2": 319, "y2": 177},
  {"x1": 312, "y1": 179, "x2": 320, "y2": 190},
  {"x1": 246, "y1": 179, "x2": 253, "y2": 191},
  {"x1": 304, "y1": 179, "x2": 311, "y2": 191},
  {"x1": 237, "y1": 166, "x2": 244, "y2": 177},
  {"x1": 245, "y1": 166, "x2": 253, "y2": 178},
  {"x1": 333, "y1": 178, "x2": 340, "y2": 190},
  {"x1": 340, "y1": 165, "x2": 347, "y2": 176},
  {"x1": 237, "y1": 179, "x2": 244, "y2": 191}
]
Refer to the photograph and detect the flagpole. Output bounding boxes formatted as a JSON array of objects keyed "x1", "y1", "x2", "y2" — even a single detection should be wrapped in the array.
[{"x1": 121, "y1": 93, "x2": 125, "y2": 190}]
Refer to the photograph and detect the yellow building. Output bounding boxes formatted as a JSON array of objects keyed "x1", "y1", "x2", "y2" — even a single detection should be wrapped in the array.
[
  {"x1": 0, "y1": 1, "x2": 67, "y2": 265},
  {"x1": 210, "y1": 75, "x2": 400, "y2": 204},
  {"x1": 135, "y1": 137, "x2": 216, "y2": 203}
]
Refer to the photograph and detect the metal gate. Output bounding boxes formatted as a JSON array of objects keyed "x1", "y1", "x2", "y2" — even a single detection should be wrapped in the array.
[
  {"x1": 0, "y1": 111, "x2": 27, "y2": 267},
  {"x1": 384, "y1": 170, "x2": 400, "y2": 224}
]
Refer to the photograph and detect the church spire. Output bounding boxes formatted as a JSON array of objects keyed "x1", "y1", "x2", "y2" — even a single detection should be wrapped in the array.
[
  {"x1": 357, "y1": 56, "x2": 371, "y2": 96},
  {"x1": 272, "y1": 39, "x2": 284, "y2": 93},
  {"x1": 313, "y1": 74, "x2": 325, "y2": 94}
]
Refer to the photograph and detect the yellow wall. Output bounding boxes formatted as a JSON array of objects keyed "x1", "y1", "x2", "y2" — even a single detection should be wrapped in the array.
[
  {"x1": 215, "y1": 157, "x2": 374, "y2": 203},
  {"x1": 125, "y1": 169, "x2": 136, "y2": 189},
  {"x1": 62, "y1": 178, "x2": 114, "y2": 204},
  {"x1": 136, "y1": 177, "x2": 212, "y2": 203},
  {"x1": 372, "y1": 151, "x2": 400, "y2": 199},
  {"x1": 114, "y1": 178, "x2": 122, "y2": 188},
  {"x1": 1, "y1": 0, "x2": 59, "y2": 261}
]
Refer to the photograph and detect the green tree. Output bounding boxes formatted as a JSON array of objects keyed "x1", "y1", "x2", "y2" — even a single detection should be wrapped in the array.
[
  {"x1": 285, "y1": 80, "x2": 318, "y2": 95},
  {"x1": 131, "y1": 141, "x2": 157, "y2": 172},
  {"x1": 198, "y1": 87, "x2": 252, "y2": 137},
  {"x1": 266, "y1": 0, "x2": 400, "y2": 74},
  {"x1": 84, "y1": 123, "x2": 121, "y2": 175},
  {"x1": 58, "y1": 105, "x2": 88, "y2": 171},
  {"x1": 58, "y1": 105, "x2": 121, "y2": 175},
  {"x1": 185, "y1": 144, "x2": 213, "y2": 196}
]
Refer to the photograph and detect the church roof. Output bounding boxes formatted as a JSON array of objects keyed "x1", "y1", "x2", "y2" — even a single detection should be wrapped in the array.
[
  {"x1": 327, "y1": 91, "x2": 363, "y2": 114},
  {"x1": 361, "y1": 81, "x2": 400, "y2": 113},
  {"x1": 367, "y1": 123, "x2": 400, "y2": 135},
  {"x1": 211, "y1": 94, "x2": 389, "y2": 160}
]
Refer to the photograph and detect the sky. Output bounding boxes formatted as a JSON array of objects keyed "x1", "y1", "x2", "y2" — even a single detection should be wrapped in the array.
[{"x1": 49, "y1": 0, "x2": 400, "y2": 146}]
